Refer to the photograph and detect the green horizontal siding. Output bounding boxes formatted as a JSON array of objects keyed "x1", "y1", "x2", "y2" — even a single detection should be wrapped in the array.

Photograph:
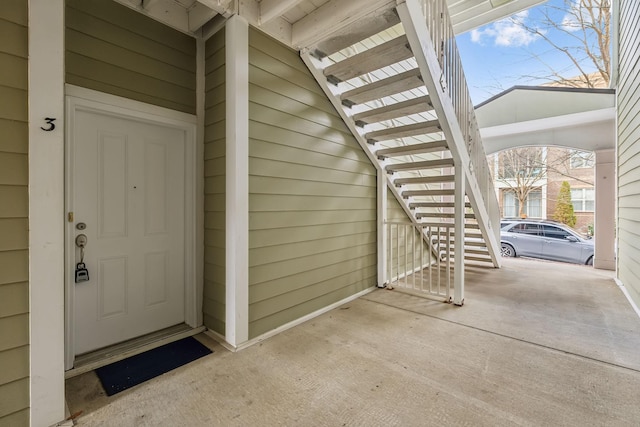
[
  {"x1": 0, "y1": 1, "x2": 29, "y2": 423},
  {"x1": 65, "y1": 0, "x2": 196, "y2": 114},
  {"x1": 247, "y1": 28, "x2": 377, "y2": 339},
  {"x1": 203, "y1": 29, "x2": 226, "y2": 336}
]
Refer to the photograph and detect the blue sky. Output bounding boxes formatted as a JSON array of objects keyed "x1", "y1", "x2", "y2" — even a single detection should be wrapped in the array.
[{"x1": 456, "y1": 0, "x2": 601, "y2": 104}]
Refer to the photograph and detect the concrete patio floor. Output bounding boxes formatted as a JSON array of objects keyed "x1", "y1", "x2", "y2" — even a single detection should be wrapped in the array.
[{"x1": 66, "y1": 257, "x2": 640, "y2": 426}]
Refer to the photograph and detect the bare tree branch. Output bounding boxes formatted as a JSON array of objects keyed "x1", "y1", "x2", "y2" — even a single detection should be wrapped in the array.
[{"x1": 510, "y1": 0, "x2": 610, "y2": 87}]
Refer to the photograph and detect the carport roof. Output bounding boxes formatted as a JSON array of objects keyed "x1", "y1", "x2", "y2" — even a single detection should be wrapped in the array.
[{"x1": 476, "y1": 86, "x2": 616, "y2": 154}]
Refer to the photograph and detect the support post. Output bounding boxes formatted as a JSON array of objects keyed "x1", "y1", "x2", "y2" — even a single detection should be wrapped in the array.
[
  {"x1": 225, "y1": 15, "x2": 249, "y2": 347},
  {"x1": 377, "y1": 172, "x2": 388, "y2": 287},
  {"x1": 29, "y1": 0, "x2": 66, "y2": 424},
  {"x1": 453, "y1": 168, "x2": 465, "y2": 305},
  {"x1": 594, "y1": 149, "x2": 616, "y2": 270}
]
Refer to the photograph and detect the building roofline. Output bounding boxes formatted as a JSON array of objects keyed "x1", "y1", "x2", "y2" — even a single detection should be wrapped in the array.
[{"x1": 475, "y1": 85, "x2": 616, "y2": 109}]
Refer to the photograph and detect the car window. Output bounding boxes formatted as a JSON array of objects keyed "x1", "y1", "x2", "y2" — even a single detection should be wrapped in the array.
[
  {"x1": 542, "y1": 225, "x2": 571, "y2": 239},
  {"x1": 509, "y1": 223, "x2": 541, "y2": 235},
  {"x1": 500, "y1": 222, "x2": 514, "y2": 229}
]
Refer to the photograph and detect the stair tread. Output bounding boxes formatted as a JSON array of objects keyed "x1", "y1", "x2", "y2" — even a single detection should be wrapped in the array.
[
  {"x1": 340, "y1": 69, "x2": 423, "y2": 105},
  {"x1": 464, "y1": 256, "x2": 494, "y2": 263},
  {"x1": 410, "y1": 202, "x2": 472, "y2": 208},
  {"x1": 438, "y1": 241, "x2": 488, "y2": 248},
  {"x1": 386, "y1": 158, "x2": 454, "y2": 172},
  {"x1": 354, "y1": 96, "x2": 432, "y2": 124},
  {"x1": 393, "y1": 174, "x2": 454, "y2": 185},
  {"x1": 324, "y1": 35, "x2": 413, "y2": 83},
  {"x1": 415, "y1": 212, "x2": 476, "y2": 218},
  {"x1": 377, "y1": 139, "x2": 448, "y2": 158},
  {"x1": 367, "y1": 120, "x2": 440, "y2": 142},
  {"x1": 310, "y1": 8, "x2": 400, "y2": 58},
  {"x1": 403, "y1": 189, "x2": 455, "y2": 197}
]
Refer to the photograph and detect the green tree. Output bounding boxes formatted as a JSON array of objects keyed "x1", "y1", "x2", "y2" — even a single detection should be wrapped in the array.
[{"x1": 554, "y1": 181, "x2": 577, "y2": 227}]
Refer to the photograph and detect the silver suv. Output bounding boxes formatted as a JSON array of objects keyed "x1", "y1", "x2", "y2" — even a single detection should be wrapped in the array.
[{"x1": 500, "y1": 220, "x2": 594, "y2": 265}]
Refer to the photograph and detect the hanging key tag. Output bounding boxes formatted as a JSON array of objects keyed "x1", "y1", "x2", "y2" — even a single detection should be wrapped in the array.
[{"x1": 75, "y1": 262, "x2": 90, "y2": 283}]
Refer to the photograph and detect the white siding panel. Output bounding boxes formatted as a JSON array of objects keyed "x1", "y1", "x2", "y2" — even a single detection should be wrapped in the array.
[{"x1": 617, "y1": 0, "x2": 640, "y2": 308}]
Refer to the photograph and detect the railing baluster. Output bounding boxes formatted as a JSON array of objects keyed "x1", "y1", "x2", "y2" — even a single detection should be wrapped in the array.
[
  {"x1": 385, "y1": 221, "x2": 455, "y2": 300},
  {"x1": 412, "y1": 224, "x2": 416, "y2": 289},
  {"x1": 411, "y1": 0, "x2": 500, "y2": 263}
]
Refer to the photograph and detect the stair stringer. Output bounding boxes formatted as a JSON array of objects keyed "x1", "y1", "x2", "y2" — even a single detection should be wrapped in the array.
[{"x1": 396, "y1": 0, "x2": 501, "y2": 267}]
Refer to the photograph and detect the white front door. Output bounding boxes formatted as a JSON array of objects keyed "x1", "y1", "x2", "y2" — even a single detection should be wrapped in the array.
[{"x1": 71, "y1": 109, "x2": 186, "y2": 355}]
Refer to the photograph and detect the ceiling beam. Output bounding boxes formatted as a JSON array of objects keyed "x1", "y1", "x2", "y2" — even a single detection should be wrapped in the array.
[
  {"x1": 196, "y1": 0, "x2": 234, "y2": 18},
  {"x1": 189, "y1": 2, "x2": 219, "y2": 32},
  {"x1": 259, "y1": 0, "x2": 305, "y2": 25},
  {"x1": 113, "y1": 0, "x2": 191, "y2": 34},
  {"x1": 291, "y1": 0, "x2": 394, "y2": 50},
  {"x1": 142, "y1": 0, "x2": 162, "y2": 10}
]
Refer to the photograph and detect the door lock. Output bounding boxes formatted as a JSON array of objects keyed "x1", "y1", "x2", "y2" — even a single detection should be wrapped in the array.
[
  {"x1": 74, "y1": 234, "x2": 89, "y2": 283},
  {"x1": 75, "y1": 234, "x2": 88, "y2": 248}
]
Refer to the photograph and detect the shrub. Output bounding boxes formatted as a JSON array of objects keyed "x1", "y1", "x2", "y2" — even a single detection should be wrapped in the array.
[{"x1": 554, "y1": 181, "x2": 577, "y2": 227}]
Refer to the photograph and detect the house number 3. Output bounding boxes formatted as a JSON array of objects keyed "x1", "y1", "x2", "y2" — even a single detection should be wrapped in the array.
[{"x1": 40, "y1": 117, "x2": 56, "y2": 131}]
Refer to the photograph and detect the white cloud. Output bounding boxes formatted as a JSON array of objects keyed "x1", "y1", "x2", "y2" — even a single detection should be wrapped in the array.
[{"x1": 470, "y1": 11, "x2": 541, "y2": 47}]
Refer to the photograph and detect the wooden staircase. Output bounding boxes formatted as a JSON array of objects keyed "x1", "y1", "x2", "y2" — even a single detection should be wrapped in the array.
[{"x1": 300, "y1": 0, "x2": 501, "y2": 303}]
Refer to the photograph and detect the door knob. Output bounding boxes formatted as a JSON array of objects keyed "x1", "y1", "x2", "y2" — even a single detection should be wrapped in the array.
[{"x1": 75, "y1": 234, "x2": 88, "y2": 248}]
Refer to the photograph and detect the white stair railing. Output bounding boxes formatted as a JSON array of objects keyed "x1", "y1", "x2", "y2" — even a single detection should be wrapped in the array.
[
  {"x1": 397, "y1": 0, "x2": 501, "y2": 265},
  {"x1": 386, "y1": 221, "x2": 453, "y2": 301}
]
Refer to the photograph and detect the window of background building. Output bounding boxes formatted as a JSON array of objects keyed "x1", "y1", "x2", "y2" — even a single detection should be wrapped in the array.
[
  {"x1": 570, "y1": 150, "x2": 595, "y2": 169},
  {"x1": 503, "y1": 190, "x2": 542, "y2": 218},
  {"x1": 571, "y1": 187, "x2": 595, "y2": 211}
]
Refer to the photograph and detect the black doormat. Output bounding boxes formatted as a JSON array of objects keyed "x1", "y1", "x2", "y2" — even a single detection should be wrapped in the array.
[{"x1": 95, "y1": 336, "x2": 212, "y2": 396}]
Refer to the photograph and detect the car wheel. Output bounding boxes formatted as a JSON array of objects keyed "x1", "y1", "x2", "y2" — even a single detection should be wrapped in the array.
[
  {"x1": 501, "y1": 243, "x2": 516, "y2": 257},
  {"x1": 586, "y1": 256, "x2": 594, "y2": 266}
]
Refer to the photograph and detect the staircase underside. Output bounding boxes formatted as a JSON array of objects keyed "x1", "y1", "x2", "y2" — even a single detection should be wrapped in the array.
[{"x1": 300, "y1": 2, "x2": 501, "y2": 296}]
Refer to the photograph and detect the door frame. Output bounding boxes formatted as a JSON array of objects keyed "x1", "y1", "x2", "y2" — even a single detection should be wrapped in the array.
[{"x1": 64, "y1": 85, "x2": 201, "y2": 369}]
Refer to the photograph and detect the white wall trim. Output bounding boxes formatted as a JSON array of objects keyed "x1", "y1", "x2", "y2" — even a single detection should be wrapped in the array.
[
  {"x1": 614, "y1": 278, "x2": 640, "y2": 319},
  {"x1": 65, "y1": 85, "x2": 197, "y2": 125},
  {"x1": 195, "y1": 31, "x2": 207, "y2": 327},
  {"x1": 29, "y1": 1, "x2": 66, "y2": 425},
  {"x1": 64, "y1": 85, "x2": 199, "y2": 368},
  {"x1": 377, "y1": 172, "x2": 387, "y2": 287},
  {"x1": 225, "y1": 15, "x2": 250, "y2": 346},
  {"x1": 207, "y1": 286, "x2": 378, "y2": 352}
]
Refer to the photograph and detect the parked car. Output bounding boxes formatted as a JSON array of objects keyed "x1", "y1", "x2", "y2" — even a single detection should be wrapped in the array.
[{"x1": 500, "y1": 219, "x2": 594, "y2": 265}]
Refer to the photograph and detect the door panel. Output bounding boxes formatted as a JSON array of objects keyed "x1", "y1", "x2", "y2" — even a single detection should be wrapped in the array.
[
  {"x1": 541, "y1": 225, "x2": 582, "y2": 263},
  {"x1": 507, "y1": 223, "x2": 542, "y2": 257},
  {"x1": 73, "y1": 110, "x2": 186, "y2": 355}
]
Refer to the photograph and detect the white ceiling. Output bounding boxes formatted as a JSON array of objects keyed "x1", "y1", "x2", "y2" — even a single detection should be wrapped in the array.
[{"x1": 113, "y1": 0, "x2": 548, "y2": 44}]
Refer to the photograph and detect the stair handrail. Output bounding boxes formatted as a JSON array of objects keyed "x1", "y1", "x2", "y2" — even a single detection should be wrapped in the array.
[{"x1": 398, "y1": 0, "x2": 501, "y2": 260}]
